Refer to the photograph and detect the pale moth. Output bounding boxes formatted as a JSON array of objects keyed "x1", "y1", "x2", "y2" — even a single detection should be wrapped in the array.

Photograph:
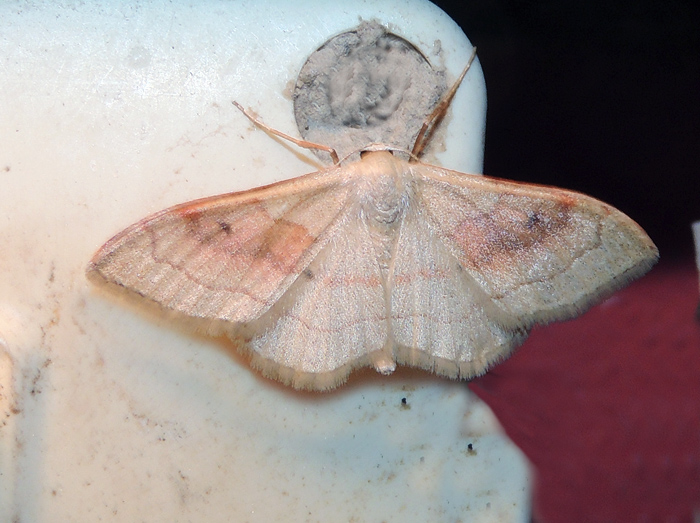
[{"x1": 88, "y1": 48, "x2": 658, "y2": 390}]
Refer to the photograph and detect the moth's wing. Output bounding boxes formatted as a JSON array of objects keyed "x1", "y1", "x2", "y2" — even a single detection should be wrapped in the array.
[
  {"x1": 413, "y1": 164, "x2": 659, "y2": 325},
  {"x1": 390, "y1": 200, "x2": 528, "y2": 380},
  {"x1": 88, "y1": 166, "x2": 353, "y2": 324},
  {"x1": 232, "y1": 212, "x2": 391, "y2": 390}
]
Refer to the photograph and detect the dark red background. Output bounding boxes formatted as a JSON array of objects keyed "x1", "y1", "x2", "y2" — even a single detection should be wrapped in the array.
[
  {"x1": 470, "y1": 260, "x2": 699, "y2": 522},
  {"x1": 431, "y1": 1, "x2": 699, "y2": 520}
]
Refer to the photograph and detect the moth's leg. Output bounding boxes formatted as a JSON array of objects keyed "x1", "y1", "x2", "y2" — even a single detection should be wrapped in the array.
[{"x1": 232, "y1": 101, "x2": 340, "y2": 164}]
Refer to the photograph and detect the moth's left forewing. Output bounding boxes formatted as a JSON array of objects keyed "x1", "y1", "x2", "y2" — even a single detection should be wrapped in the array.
[
  {"x1": 413, "y1": 164, "x2": 659, "y2": 325},
  {"x1": 87, "y1": 166, "x2": 354, "y2": 326}
]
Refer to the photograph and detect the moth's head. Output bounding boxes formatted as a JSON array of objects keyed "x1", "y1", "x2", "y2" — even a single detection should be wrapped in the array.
[{"x1": 354, "y1": 144, "x2": 417, "y2": 164}]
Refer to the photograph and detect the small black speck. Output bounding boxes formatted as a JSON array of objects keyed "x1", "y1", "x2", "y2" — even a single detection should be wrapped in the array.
[
  {"x1": 467, "y1": 443, "x2": 473, "y2": 451},
  {"x1": 303, "y1": 268, "x2": 314, "y2": 279},
  {"x1": 218, "y1": 221, "x2": 231, "y2": 233},
  {"x1": 401, "y1": 397, "x2": 407, "y2": 405}
]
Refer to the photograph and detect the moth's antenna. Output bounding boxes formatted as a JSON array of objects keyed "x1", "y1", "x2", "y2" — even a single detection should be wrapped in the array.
[
  {"x1": 233, "y1": 102, "x2": 340, "y2": 164},
  {"x1": 410, "y1": 47, "x2": 478, "y2": 162}
]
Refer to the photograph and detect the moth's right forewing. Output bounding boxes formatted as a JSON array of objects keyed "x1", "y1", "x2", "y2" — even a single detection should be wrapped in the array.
[{"x1": 414, "y1": 164, "x2": 658, "y2": 325}]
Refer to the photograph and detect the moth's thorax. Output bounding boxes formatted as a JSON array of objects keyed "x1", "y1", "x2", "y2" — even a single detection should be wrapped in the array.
[{"x1": 352, "y1": 150, "x2": 409, "y2": 226}]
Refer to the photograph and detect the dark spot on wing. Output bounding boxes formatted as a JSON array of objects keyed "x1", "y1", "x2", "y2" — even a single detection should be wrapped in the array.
[{"x1": 526, "y1": 211, "x2": 541, "y2": 229}]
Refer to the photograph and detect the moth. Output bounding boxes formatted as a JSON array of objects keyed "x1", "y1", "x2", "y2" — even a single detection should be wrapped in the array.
[{"x1": 88, "y1": 48, "x2": 658, "y2": 390}]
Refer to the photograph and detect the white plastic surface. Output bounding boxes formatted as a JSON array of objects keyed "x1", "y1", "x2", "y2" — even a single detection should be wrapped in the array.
[{"x1": 0, "y1": 1, "x2": 530, "y2": 521}]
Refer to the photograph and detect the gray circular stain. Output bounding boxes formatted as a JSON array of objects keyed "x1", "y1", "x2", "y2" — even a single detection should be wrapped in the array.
[{"x1": 293, "y1": 21, "x2": 447, "y2": 162}]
